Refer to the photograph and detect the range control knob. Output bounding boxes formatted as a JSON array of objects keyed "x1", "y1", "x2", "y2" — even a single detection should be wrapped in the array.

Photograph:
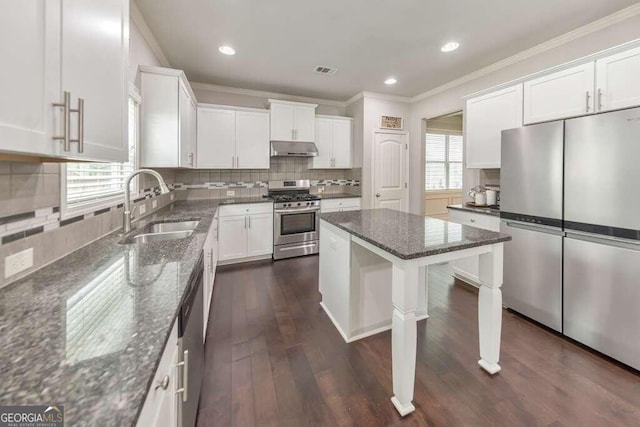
[{"x1": 297, "y1": 202, "x2": 301, "y2": 206}]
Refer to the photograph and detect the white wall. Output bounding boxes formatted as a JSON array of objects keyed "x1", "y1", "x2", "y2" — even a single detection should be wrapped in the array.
[
  {"x1": 129, "y1": 20, "x2": 162, "y2": 88},
  {"x1": 359, "y1": 96, "x2": 411, "y2": 209},
  {"x1": 408, "y1": 13, "x2": 640, "y2": 215},
  {"x1": 192, "y1": 86, "x2": 345, "y2": 116}
]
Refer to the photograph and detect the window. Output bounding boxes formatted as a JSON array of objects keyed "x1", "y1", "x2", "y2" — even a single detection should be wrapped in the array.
[
  {"x1": 62, "y1": 97, "x2": 139, "y2": 214},
  {"x1": 425, "y1": 132, "x2": 463, "y2": 190}
]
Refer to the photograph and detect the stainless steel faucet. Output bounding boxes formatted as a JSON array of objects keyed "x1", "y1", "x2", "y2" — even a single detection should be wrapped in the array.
[{"x1": 122, "y1": 169, "x2": 170, "y2": 234}]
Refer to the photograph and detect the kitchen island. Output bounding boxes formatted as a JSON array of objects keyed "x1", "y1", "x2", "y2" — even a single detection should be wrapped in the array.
[{"x1": 319, "y1": 209, "x2": 511, "y2": 416}]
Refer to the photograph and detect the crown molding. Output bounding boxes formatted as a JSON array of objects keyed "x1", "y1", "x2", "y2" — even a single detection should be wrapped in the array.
[
  {"x1": 189, "y1": 82, "x2": 346, "y2": 107},
  {"x1": 345, "y1": 91, "x2": 412, "y2": 106},
  {"x1": 130, "y1": 1, "x2": 172, "y2": 68},
  {"x1": 410, "y1": 2, "x2": 640, "y2": 103}
]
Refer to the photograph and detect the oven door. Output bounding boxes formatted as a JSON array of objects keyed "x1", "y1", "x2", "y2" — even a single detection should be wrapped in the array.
[{"x1": 274, "y1": 208, "x2": 320, "y2": 245}]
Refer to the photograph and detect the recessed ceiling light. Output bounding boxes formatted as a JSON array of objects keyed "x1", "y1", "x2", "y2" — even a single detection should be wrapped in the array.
[
  {"x1": 384, "y1": 77, "x2": 397, "y2": 85},
  {"x1": 218, "y1": 45, "x2": 236, "y2": 56},
  {"x1": 441, "y1": 42, "x2": 460, "y2": 53}
]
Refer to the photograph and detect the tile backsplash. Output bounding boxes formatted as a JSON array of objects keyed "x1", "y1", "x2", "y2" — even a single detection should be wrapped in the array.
[{"x1": 0, "y1": 162, "x2": 60, "y2": 218}]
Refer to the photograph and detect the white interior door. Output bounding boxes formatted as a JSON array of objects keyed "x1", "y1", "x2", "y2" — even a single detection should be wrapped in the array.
[{"x1": 373, "y1": 132, "x2": 407, "y2": 211}]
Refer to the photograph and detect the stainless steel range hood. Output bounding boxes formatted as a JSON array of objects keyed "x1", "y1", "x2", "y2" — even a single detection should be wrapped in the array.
[{"x1": 270, "y1": 141, "x2": 319, "y2": 157}]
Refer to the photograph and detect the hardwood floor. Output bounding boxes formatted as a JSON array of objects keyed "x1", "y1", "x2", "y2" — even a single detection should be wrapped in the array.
[{"x1": 197, "y1": 256, "x2": 640, "y2": 427}]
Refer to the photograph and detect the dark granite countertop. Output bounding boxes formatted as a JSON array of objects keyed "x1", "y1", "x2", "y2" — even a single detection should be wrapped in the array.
[
  {"x1": 313, "y1": 193, "x2": 362, "y2": 200},
  {"x1": 0, "y1": 200, "x2": 222, "y2": 426},
  {"x1": 448, "y1": 204, "x2": 501, "y2": 217},
  {"x1": 320, "y1": 209, "x2": 511, "y2": 260}
]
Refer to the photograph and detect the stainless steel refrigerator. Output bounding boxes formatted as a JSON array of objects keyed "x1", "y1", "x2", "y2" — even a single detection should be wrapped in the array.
[{"x1": 501, "y1": 107, "x2": 640, "y2": 370}]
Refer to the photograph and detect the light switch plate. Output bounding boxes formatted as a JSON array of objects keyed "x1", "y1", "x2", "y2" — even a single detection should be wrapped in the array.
[
  {"x1": 226, "y1": 190, "x2": 235, "y2": 197},
  {"x1": 152, "y1": 200, "x2": 157, "y2": 209},
  {"x1": 5, "y1": 248, "x2": 33, "y2": 278},
  {"x1": 139, "y1": 204, "x2": 146, "y2": 215}
]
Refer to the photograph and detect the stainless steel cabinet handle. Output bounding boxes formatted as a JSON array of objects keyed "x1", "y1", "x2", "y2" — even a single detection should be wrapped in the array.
[
  {"x1": 237, "y1": 156, "x2": 239, "y2": 168},
  {"x1": 291, "y1": 129, "x2": 295, "y2": 140},
  {"x1": 248, "y1": 215, "x2": 251, "y2": 228},
  {"x1": 244, "y1": 216, "x2": 248, "y2": 229},
  {"x1": 189, "y1": 152, "x2": 194, "y2": 167},
  {"x1": 155, "y1": 375, "x2": 170, "y2": 390},
  {"x1": 585, "y1": 91, "x2": 591, "y2": 112},
  {"x1": 209, "y1": 249, "x2": 214, "y2": 273},
  {"x1": 470, "y1": 218, "x2": 476, "y2": 223},
  {"x1": 175, "y1": 350, "x2": 189, "y2": 402},
  {"x1": 375, "y1": 193, "x2": 381, "y2": 198},
  {"x1": 52, "y1": 91, "x2": 71, "y2": 151},
  {"x1": 597, "y1": 89, "x2": 603, "y2": 111},
  {"x1": 69, "y1": 97, "x2": 84, "y2": 153}
]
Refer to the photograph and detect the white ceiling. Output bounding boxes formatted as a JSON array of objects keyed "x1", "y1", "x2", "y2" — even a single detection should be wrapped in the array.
[{"x1": 135, "y1": 0, "x2": 638, "y2": 101}]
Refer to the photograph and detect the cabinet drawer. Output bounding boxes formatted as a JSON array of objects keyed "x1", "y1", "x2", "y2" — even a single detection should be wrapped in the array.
[
  {"x1": 321, "y1": 198, "x2": 361, "y2": 212},
  {"x1": 448, "y1": 209, "x2": 500, "y2": 232},
  {"x1": 219, "y1": 202, "x2": 273, "y2": 217}
]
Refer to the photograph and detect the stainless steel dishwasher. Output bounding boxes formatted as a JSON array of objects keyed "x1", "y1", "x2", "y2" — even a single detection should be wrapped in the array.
[{"x1": 177, "y1": 254, "x2": 204, "y2": 427}]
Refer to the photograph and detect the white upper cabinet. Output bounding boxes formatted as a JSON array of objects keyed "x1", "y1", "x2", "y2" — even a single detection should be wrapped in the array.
[
  {"x1": 196, "y1": 105, "x2": 270, "y2": 169},
  {"x1": 595, "y1": 46, "x2": 640, "y2": 113},
  {"x1": 312, "y1": 116, "x2": 352, "y2": 169},
  {"x1": 197, "y1": 108, "x2": 235, "y2": 169},
  {"x1": 140, "y1": 66, "x2": 197, "y2": 168},
  {"x1": 0, "y1": 0, "x2": 129, "y2": 162},
  {"x1": 465, "y1": 84, "x2": 523, "y2": 169},
  {"x1": 236, "y1": 111, "x2": 270, "y2": 168},
  {"x1": 523, "y1": 63, "x2": 595, "y2": 124},
  {"x1": 269, "y1": 99, "x2": 317, "y2": 142}
]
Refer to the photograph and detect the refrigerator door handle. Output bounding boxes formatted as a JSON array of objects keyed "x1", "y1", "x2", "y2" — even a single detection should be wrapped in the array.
[
  {"x1": 502, "y1": 220, "x2": 565, "y2": 236},
  {"x1": 566, "y1": 231, "x2": 640, "y2": 251}
]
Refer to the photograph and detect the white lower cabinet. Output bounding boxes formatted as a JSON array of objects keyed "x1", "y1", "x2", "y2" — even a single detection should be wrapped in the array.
[
  {"x1": 320, "y1": 197, "x2": 361, "y2": 213},
  {"x1": 447, "y1": 209, "x2": 501, "y2": 286},
  {"x1": 218, "y1": 203, "x2": 273, "y2": 263},
  {"x1": 202, "y1": 212, "x2": 218, "y2": 341},
  {"x1": 137, "y1": 322, "x2": 179, "y2": 427}
]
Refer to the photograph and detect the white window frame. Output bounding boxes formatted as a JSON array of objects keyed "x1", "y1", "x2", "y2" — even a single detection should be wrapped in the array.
[
  {"x1": 60, "y1": 85, "x2": 142, "y2": 219},
  {"x1": 425, "y1": 130, "x2": 463, "y2": 192}
]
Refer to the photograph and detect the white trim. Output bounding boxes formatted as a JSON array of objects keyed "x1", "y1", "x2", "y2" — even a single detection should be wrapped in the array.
[
  {"x1": 346, "y1": 91, "x2": 412, "y2": 106},
  {"x1": 128, "y1": 83, "x2": 142, "y2": 103},
  {"x1": 411, "y1": 4, "x2": 640, "y2": 103},
  {"x1": 315, "y1": 114, "x2": 353, "y2": 121},
  {"x1": 130, "y1": 1, "x2": 171, "y2": 67},
  {"x1": 139, "y1": 65, "x2": 197, "y2": 101},
  {"x1": 197, "y1": 103, "x2": 269, "y2": 113},
  {"x1": 190, "y1": 81, "x2": 344, "y2": 107},
  {"x1": 268, "y1": 98, "x2": 318, "y2": 108}
]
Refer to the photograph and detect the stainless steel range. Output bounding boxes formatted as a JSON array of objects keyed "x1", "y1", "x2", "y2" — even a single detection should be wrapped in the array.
[{"x1": 267, "y1": 180, "x2": 320, "y2": 260}]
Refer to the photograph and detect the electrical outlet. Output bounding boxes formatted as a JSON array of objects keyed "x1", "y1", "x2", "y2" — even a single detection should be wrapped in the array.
[
  {"x1": 226, "y1": 190, "x2": 235, "y2": 197},
  {"x1": 152, "y1": 200, "x2": 157, "y2": 209},
  {"x1": 5, "y1": 248, "x2": 33, "y2": 279},
  {"x1": 318, "y1": 186, "x2": 325, "y2": 194},
  {"x1": 139, "y1": 204, "x2": 146, "y2": 215}
]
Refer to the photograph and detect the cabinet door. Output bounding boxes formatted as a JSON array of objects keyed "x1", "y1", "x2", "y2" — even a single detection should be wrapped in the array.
[
  {"x1": 293, "y1": 105, "x2": 316, "y2": 141},
  {"x1": 218, "y1": 216, "x2": 247, "y2": 261},
  {"x1": 523, "y1": 63, "x2": 595, "y2": 124},
  {"x1": 247, "y1": 213, "x2": 273, "y2": 257},
  {"x1": 465, "y1": 84, "x2": 522, "y2": 168},
  {"x1": 236, "y1": 111, "x2": 270, "y2": 169},
  {"x1": 60, "y1": 0, "x2": 129, "y2": 162},
  {"x1": 0, "y1": 1, "x2": 59, "y2": 157},
  {"x1": 270, "y1": 103, "x2": 295, "y2": 141},
  {"x1": 312, "y1": 118, "x2": 333, "y2": 168},
  {"x1": 331, "y1": 119, "x2": 352, "y2": 168},
  {"x1": 178, "y1": 82, "x2": 194, "y2": 168},
  {"x1": 197, "y1": 108, "x2": 235, "y2": 169},
  {"x1": 596, "y1": 47, "x2": 640, "y2": 113}
]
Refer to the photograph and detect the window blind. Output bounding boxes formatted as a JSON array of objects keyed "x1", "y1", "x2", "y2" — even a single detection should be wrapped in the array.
[
  {"x1": 65, "y1": 99, "x2": 137, "y2": 207},
  {"x1": 425, "y1": 132, "x2": 463, "y2": 190}
]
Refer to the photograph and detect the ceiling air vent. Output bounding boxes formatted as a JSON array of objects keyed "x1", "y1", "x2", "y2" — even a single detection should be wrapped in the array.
[{"x1": 314, "y1": 65, "x2": 338, "y2": 75}]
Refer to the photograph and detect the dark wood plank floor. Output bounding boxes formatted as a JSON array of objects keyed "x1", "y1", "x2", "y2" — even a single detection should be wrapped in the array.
[{"x1": 197, "y1": 256, "x2": 640, "y2": 427}]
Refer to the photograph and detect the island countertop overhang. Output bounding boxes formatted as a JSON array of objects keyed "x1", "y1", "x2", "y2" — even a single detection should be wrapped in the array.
[{"x1": 319, "y1": 209, "x2": 511, "y2": 260}]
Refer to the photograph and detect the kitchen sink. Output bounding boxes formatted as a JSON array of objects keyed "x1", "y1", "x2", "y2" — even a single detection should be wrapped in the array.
[
  {"x1": 147, "y1": 220, "x2": 200, "y2": 233},
  {"x1": 119, "y1": 219, "x2": 200, "y2": 244},
  {"x1": 132, "y1": 230, "x2": 195, "y2": 243}
]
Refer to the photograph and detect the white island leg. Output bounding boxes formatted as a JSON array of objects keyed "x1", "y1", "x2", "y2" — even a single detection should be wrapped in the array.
[
  {"x1": 477, "y1": 243, "x2": 504, "y2": 374},
  {"x1": 390, "y1": 263, "x2": 420, "y2": 416}
]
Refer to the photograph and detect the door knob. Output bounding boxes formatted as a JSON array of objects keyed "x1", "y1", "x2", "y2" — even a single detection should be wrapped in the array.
[{"x1": 375, "y1": 193, "x2": 381, "y2": 198}]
